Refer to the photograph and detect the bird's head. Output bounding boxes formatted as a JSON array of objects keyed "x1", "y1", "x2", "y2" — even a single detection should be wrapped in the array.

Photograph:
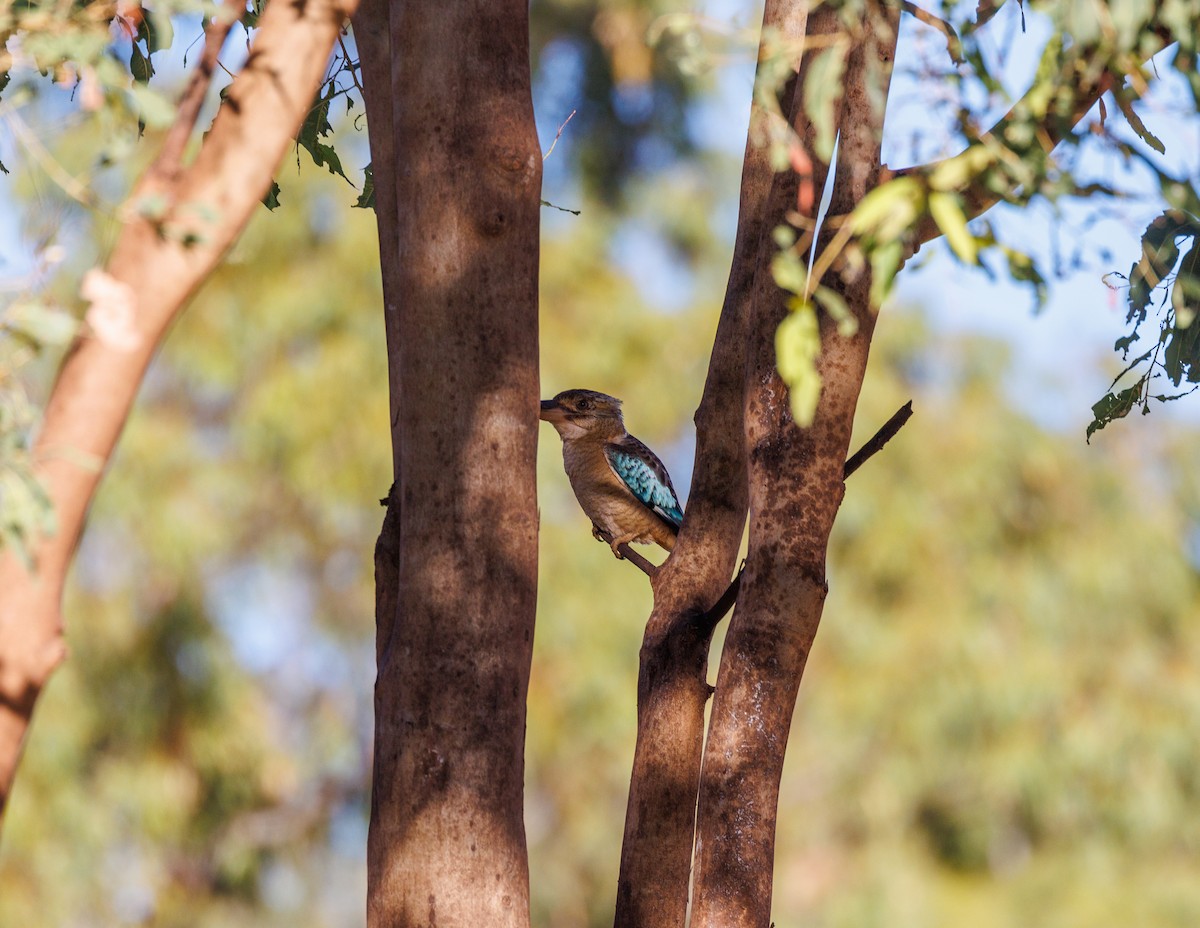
[{"x1": 539, "y1": 389, "x2": 624, "y2": 440}]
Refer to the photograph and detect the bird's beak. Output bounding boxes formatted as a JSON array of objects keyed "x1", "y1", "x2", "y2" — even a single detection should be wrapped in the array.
[{"x1": 539, "y1": 399, "x2": 564, "y2": 423}]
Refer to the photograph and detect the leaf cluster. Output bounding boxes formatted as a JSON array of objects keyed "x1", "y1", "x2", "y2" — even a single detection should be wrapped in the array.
[
  {"x1": 1, "y1": 0, "x2": 209, "y2": 159},
  {"x1": 756, "y1": 0, "x2": 1200, "y2": 430},
  {"x1": 1089, "y1": 206, "x2": 1200, "y2": 439},
  {"x1": 0, "y1": 293, "x2": 78, "y2": 562}
]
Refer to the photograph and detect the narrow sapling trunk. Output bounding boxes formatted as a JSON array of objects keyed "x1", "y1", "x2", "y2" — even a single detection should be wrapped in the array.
[
  {"x1": 0, "y1": 0, "x2": 358, "y2": 825},
  {"x1": 355, "y1": 1, "x2": 543, "y2": 925}
]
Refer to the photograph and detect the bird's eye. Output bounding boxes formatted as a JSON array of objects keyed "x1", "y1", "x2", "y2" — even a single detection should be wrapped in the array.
[{"x1": 576, "y1": 398, "x2": 591, "y2": 411}]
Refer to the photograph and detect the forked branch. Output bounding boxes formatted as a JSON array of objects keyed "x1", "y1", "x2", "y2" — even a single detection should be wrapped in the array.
[
  {"x1": 153, "y1": 3, "x2": 242, "y2": 180},
  {"x1": 694, "y1": 399, "x2": 914, "y2": 633}
]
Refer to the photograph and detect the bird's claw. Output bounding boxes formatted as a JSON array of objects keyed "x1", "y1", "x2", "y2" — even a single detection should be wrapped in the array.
[{"x1": 609, "y1": 533, "x2": 637, "y2": 559}]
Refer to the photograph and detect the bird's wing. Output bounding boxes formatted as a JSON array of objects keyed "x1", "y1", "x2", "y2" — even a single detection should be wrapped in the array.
[{"x1": 604, "y1": 435, "x2": 684, "y2": 530}]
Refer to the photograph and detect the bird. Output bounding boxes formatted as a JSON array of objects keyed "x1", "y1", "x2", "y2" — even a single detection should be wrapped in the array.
[{"x1": 539, "y1": 388, "x2": 684, "y2": 558}]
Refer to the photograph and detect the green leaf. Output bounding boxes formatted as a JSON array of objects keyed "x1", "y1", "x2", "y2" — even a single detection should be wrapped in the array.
[
  {"x1": 0, "y1": 467, "x2": 56, "y2": 567},
  {"x1": 243, "y1": 2, "x2": 262, "y2": 29},
  {"x1": 1016, "y1": 34, "x2": 1063, "y2": 124},
  {"x1": 802, "y1": 42, "x2": 846, "y2": 164},
  {"x1": 1127, "y1": 210, "x2": 1191, "y2": 322},
  {"x1": 3, "y1": 300, "x2": 79, "y2": 346},
  {"x1": 1086, "y1": 381, "x2": 1143, "y2": 442},
  {"x1": 869, "y1": 240, "x2": 903, "y2": 308},
  {"x1": 770, "y1": 248, "x2": 808, "y2": 296},
  {"x1": 130, "y1": 41, "x2": 154, "y2": 84},
  {"x1": 354, "y1": 163, "x2": 375, "y2": 210},
  {"x1": 772, "y1": 224, "x2": 797, "y2": 249},
  {"x1": 1163, "y1": 284, "x2": 1200, "y2": 386},
  {"x1": 127, "y1": 84, "x2": 176, "y2": 129},
  {"x1": 776, "y1": 303, "x2": 822, "y2": 428},
  {"x1": 1113, "y1": 86, "x2": 1166, "y2": 154},
  {"x1": 1171, "y1": 239, "x2": 1200, "y2": 328},
  {"x1": 928, "y1": 145, "x2": 993, "y2": 193},
  {"x1": 850, "y1": 177, "x2": 921, "y2": 243},
  {"x1": 1003, "y1": 246, "x2": 1048, "y2": 308},
  {"x1": 297, "y1": 81, "x2": 350, "y2": 182},
  {"x1": 143, "y1": 7, "x2": 174, "y2": 54},
  {"x1": 928, "y1": 192, "x2": 978, "y2": 264},
  {"x1": 812, "y1": 285, "x2": 857, "y2": 336}
]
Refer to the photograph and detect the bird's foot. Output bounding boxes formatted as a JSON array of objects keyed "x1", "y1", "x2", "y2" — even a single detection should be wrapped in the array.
[
  {"x1": 609, "y1": 532, "x2": 638, "y2": 559},
  {"x1": 591, "y1": 524, "x2": 605, "y2": 543}
]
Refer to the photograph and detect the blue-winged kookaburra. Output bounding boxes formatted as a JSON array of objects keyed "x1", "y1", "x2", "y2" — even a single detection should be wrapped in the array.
[{"x1": 540, "y1": 389, "x2": 684, "y2": 557}]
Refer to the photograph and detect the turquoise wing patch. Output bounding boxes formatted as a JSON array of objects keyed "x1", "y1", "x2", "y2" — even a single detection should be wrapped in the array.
[{"x1": 605, "y1": 439, "x2": 684, "y2": 529}]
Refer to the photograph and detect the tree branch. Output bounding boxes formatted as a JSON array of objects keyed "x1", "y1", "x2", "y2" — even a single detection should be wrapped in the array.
[
  {"x1": 904, "y1": 63, "x2": 1117, "y2": 248},
  {"x1": 152, "y1": 3, "x2": 241, "y2": 181},
  {"x1": 594, "y1": 529, "x2": 659, "y2": 578},
  {"x1": 612, "y1": 0, "x2": 814, "y2": 923},
  {"x1": 690, "y1": 2, "x2": 902, "y2": 923},
  {"x1": 0, "y1": 0, "x2": 359, "y2": 827},
  {"x1": 900, "y1": 23, "x2": 1180, "y2": 250}
]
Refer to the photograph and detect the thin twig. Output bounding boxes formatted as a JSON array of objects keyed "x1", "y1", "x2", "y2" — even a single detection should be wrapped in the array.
[
  {"x1": 695, "y1": 561, "x2": 744, "y2": 632},
  {"x1": 337, "y1": 33, "x2": 365, "y2": 97},
  {"x1": 900, "y1": 1, "x2": 964, "y2": 65},
  {"x1": 843, "y1": 399, "x2": 913, "y2": 478},
  {"x1": 595, "y1": 528, "x2": 658, "y2": 578},
  {"x1": 542, "y1": 109, "x2": 576, "y2": 162},
  {"x1": 540, "y1": 198, "x2": 582, "y2": 216},
  {"x1": 3, "y1": 112, "x2": 97, "y2": 208},
  {"x1": 153, "y1": 3, "x2": 242, "y2": 181}
]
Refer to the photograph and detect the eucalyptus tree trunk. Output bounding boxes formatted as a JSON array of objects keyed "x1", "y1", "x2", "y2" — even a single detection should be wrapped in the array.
[{"x1": 353, "y1": 0, "x2": 543, "y2": 925}]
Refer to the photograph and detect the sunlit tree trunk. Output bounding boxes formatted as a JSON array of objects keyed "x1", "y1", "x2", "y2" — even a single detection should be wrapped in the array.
[
  {"x1": 0, "y1": 0, "x2": 357, "y2": 826},
  {"x1": 354, "y1": 0, "x2": 543, "y2": 924}
]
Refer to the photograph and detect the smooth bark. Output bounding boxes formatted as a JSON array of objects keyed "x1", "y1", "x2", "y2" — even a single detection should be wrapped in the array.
[
  {"x1": 357, "y1": 1, "x2": 542, "y2": 926},
  {"x1": 0, "y1": 0, "x2": 357, "y2": 823}
]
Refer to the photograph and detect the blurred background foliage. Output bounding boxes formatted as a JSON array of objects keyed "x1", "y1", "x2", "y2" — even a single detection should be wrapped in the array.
[{"x1": 2, "y1": 0, "x2": 1200, "y2": 925}]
